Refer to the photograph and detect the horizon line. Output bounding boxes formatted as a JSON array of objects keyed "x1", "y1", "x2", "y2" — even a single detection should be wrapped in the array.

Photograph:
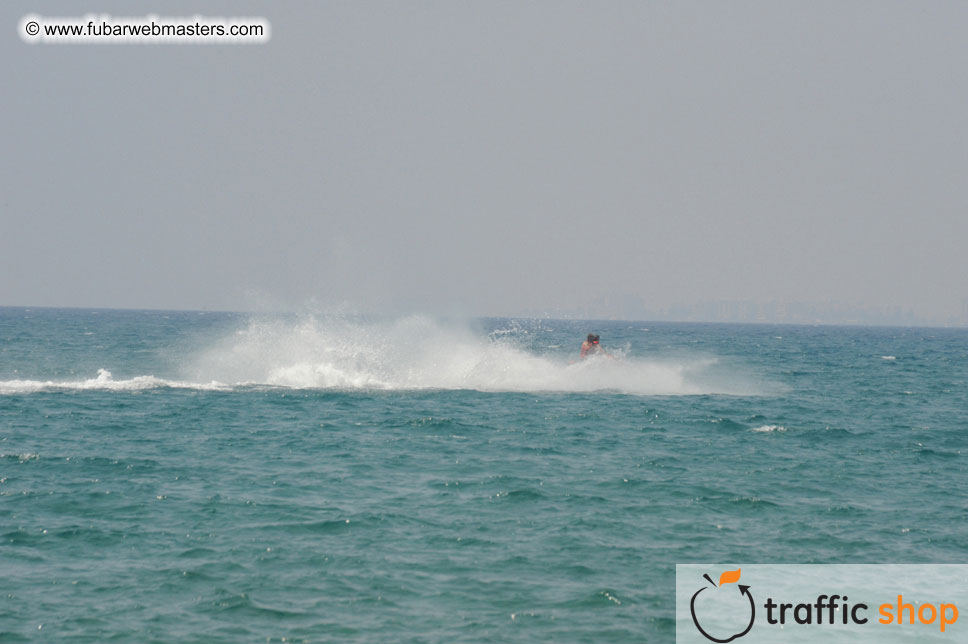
[{"x1": 1, "y1": 303, "x2": 965, "y2": 331}]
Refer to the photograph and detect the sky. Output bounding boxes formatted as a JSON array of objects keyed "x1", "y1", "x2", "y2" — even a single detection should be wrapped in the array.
[{"x1": 3, "y1": 1, "x2": 967, "y2": 324}]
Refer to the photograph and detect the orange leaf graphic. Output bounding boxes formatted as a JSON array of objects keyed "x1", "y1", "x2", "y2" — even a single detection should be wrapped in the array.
[{"x1": 718, "y1": 568, "x2": 741, "y2": 586}]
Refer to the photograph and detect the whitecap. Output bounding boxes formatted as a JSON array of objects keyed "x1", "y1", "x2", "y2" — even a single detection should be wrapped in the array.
[
  {"x1": 0, "y1": 368, "x2": 229, "y2": 394},
  {"x1": 183, "y1": 315, "x2": 765, "y2": 396},
  {"x1": 752, "y1": 425, "x2": 786, "y2": 433}
]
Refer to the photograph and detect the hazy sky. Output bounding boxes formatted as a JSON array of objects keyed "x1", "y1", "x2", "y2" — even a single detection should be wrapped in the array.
[{"x1": 3, "y1": 1, "x2": 967, "y2": 322}]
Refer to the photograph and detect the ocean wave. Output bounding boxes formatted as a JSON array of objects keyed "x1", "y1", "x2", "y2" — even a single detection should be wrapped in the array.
[
  {"x1": 751, "y1": 424, "x2": 786, "y2": 433},
  {"x1": 0, "y1": 369, "x2": 228, "y2": 395},
  {"x1": 2, "y1": 316, "x2": 766, "y2": 396},
  {"x1": 179, "y1": 315, "x2": 761, "y2": 396}
]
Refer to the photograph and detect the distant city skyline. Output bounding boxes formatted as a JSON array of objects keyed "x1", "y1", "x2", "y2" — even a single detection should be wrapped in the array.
[
  {"x1": 511, "y1": 296, "x2": 966, "y2": 328},
  {"x1": 565, "y1": 298, "x2": 965, "y2": 327}
]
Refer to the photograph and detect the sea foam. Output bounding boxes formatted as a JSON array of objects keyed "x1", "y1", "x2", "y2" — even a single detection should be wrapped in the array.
[
  {"x1": 0, "y1": 316, "x2": 763, "y2": 396},
  {"x1": 182, "y1": 315, "x2": 757, "y2": 395},
  {"x1": 0, "y1": 369, "x2": 227, "y2": 394}
]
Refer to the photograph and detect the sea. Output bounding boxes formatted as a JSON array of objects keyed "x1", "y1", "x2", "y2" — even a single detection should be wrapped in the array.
[{"x1": 1, "y1": 307, "x2": 965, "y2": 642}]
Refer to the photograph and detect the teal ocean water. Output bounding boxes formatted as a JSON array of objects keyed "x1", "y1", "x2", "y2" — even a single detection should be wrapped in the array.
[{"x1": 2, "y1": 308, "x2": 966, "y2": 642}]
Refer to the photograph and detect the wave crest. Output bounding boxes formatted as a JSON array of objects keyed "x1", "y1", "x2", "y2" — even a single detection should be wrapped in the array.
[
  {"x1": 0, "y1": 369, "x2": 228, "y2": 394},
  {"x1": 1, "y1": 316, "x2": 765, "y2": 396}
]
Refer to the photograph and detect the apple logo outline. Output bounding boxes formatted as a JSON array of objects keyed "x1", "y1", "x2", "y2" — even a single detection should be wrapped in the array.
[{"x1": 689, "y1": 571, "x2": 755, "y2": 643}]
